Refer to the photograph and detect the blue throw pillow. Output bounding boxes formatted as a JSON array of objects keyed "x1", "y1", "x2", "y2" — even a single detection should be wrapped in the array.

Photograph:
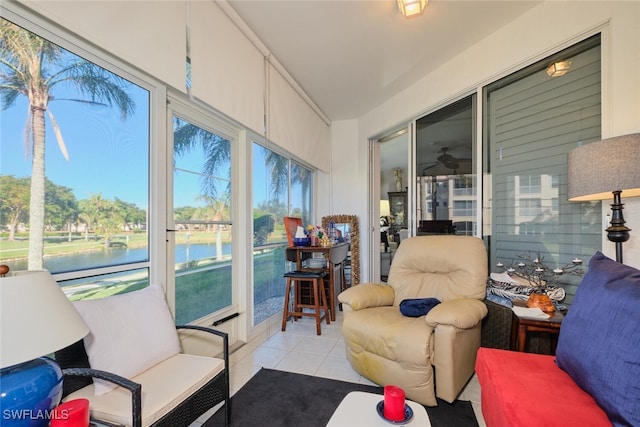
[
  {"x1": 399, "y1": 298, "x2": 441, "y2": 317},
  {"x1": 555, "y1": 251, "x2": 640, "y2": 426}
]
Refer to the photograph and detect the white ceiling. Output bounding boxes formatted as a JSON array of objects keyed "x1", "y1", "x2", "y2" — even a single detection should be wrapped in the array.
[{"x1": 227, "y1": 0, "x2": 540, "y2": 121}]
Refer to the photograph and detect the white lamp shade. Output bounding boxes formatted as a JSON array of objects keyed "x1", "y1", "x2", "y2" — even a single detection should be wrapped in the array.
[
  {"x1": 568, "y1": 133, "x2": 640, "y2": 201},
  {"x1": 0, "y1": 270, "x2": 89, "y2": 369},
  {"x1": 380, "y1": 200, "x2": 391, "y2": 217}
]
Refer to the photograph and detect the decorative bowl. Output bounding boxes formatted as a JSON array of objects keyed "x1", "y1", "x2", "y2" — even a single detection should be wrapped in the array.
[{"x1": 292, "y1": 237, "x2": 311, "y2": 247}]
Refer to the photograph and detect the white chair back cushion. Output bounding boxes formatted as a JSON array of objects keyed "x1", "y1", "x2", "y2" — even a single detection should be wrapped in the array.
[
  {"x1": 389, "y1": 235, "x2": 487, "y2": 304},
  {"x1": 72, "y1": 284, "x2": 181, "y2": 396}
]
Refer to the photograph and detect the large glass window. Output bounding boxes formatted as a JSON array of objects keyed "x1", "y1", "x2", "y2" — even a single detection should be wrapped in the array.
[
  {"x1": 252, "y1": 143, "x2": 313, "y2": 325},
  {"x1": 483, "y1": 35, "x2": 602, "y2": 305},
  {"x1": 0, "y1": 17, "x2": 151, "y2": 298},
  {"x1": 172, "y1": 116, "x2": 232, "y2": 325}
]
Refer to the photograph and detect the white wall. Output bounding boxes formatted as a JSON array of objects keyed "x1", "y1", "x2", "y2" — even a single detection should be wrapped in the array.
[
  {"x1": 335, "y1": 1, "x2": 640, "y2": 279},
  {"x1": 327, "y1": 120, "x2": 361, "y2": 217}
]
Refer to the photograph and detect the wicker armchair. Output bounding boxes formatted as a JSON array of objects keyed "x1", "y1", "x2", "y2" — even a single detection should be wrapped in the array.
[
  {"x1": 54, "y1": 285, "x2": 230, "y2": 427},
  {"x1": 480, "y1": 300, "x2": 513, "y2": 350},
  {"x1": 56, "y1": 326, "x2": 229, "y2": 427}
]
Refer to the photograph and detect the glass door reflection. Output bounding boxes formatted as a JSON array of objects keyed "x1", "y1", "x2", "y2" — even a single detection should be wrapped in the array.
[{"x1": 415, "y1": 95, "x2": 477, "y2": 236}]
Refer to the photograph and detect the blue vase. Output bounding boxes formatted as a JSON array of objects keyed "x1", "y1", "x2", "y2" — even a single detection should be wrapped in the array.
[{"x1": 0, "y1": 357, "x2": 63, "y2": 426}]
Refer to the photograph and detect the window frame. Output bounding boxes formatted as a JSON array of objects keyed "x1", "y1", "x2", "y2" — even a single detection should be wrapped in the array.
[
  {"x1": 165, "y1": 93, "x2": 240, "y2": 324},
  {"x1": 0, "y1": 7, "x2": 167, "y2": 289}
]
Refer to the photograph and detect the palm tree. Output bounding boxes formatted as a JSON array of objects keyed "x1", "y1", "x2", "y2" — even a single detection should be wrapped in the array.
[
  {"x1": 196, "y1": 194, "x2": 230, "y2": 260},
  {"x1": 0, "y1": 19, "x2": 134, "y2": 268},
  {"x1": 173, "y1": 117, "x2": 231, "y2": 197},
  {"x1": 264, "y1": 150, "x2": 289, "y2": 200},
  {"x1": 174, "y1": 119, "x2": 310, "y2": 233}
]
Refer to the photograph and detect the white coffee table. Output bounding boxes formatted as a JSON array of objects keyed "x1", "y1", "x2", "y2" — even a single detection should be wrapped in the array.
[{"x1": 326, "y1": 391, "x2": 431, "y2": 426}]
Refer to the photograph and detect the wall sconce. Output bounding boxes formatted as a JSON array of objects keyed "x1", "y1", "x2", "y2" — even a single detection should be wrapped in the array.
[
  {"x1": 546, "y1": 60, "x2": 572, "y2": 77},
  {"x1": 568, "y1": 134, "x2": 640, "y2": 263},
  {"x1": 397, "y1": 0, "x2": 427, "y2": 17}
]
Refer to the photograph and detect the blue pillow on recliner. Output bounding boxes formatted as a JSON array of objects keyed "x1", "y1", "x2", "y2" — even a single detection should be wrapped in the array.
[
  {"x1": 555, "y1": 251, "x2": 640, "y2": 426},
  {"x1": 399, "y1": 298, "x2": 441, "y2": 317}
]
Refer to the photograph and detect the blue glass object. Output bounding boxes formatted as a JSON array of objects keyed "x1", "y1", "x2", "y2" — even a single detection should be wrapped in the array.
[
  {"x1": 0, "y1": 357, "x2": 63, "y2": 426},
  {"x1": 292, "y1": 237, "x2": 310, "y2": 247}
]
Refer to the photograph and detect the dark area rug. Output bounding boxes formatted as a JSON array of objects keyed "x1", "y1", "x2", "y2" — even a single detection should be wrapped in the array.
[{"x1": 207, "y1": 368, "x2": 479, "y2": 427}]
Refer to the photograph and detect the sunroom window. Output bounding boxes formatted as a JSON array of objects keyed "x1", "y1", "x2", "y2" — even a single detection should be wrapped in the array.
[
  {"x1": 252, "y1": 143, "x2": 313, "y2": 325},
  {"x1": 0, "y1": 17, "x2": 151, "y2": 299}
]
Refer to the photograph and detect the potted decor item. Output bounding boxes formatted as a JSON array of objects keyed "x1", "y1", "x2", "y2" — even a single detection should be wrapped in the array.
[
  {"x1": 292, "y1": 225, "x2": 310, "y2": 246},
  {"x1": 394, "y1": 169, "x2": 403, "y2": 192},
  {"x1": 307, "y1": 225, "x2": 324, "y2": 247}
]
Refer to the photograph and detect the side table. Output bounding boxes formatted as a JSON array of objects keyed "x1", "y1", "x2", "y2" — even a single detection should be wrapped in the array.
[
  {"x1": 326, "y1": 391, "x2": 431, "y2": 426},
  {"x1": 510, "y1": 301, "x2": 565, "y2": 355}
]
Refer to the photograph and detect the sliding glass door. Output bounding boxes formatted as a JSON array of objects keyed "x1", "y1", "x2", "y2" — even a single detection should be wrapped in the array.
[
  {"x1": 416, "y1": 95, "x2": 477, "y2": 236},
  {"x1": 483, "y1": 35, "x2": 602, "y2": 305}
]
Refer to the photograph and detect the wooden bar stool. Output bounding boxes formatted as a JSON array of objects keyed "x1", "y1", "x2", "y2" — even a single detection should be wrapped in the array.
[{"x1": 282, "y1": 270, "x2": 330, "y2": 335}]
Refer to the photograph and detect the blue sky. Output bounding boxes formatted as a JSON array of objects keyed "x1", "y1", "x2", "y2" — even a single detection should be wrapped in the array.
[{"x1": 1, "y1": 83, "x2": 152, "y2": 208}]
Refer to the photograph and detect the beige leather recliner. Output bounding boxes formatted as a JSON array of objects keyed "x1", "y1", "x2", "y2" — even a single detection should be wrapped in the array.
[{"x1": 338, "y1": 235, "x2": 488, "y2": 406}]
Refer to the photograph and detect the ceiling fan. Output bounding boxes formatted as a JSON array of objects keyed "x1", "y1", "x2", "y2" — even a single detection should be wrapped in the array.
[{"x1": 420, "y1": 147, "x2": 471, "y2": 175}]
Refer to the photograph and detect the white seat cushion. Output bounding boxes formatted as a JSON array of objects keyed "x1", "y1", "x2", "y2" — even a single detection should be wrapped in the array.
[{"x1": 64, "y1": 353, "x2": 225, "y2": 427}]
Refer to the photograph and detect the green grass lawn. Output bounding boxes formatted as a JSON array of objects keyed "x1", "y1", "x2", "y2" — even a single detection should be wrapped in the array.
[{"x1": 1, "y1": 229, "x2": 288, "y2": 325}]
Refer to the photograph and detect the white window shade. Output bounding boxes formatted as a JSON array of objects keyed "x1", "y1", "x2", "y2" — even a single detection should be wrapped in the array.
[
  {"x1": 25, "y1": 1, "x2": 187, "y2": 92},
  {"x1": 191, "y1": 1, "x2": 264, "y2": 135},
  {"x1": 269, "y1": 65, "x2": 330, "y2": 172}
]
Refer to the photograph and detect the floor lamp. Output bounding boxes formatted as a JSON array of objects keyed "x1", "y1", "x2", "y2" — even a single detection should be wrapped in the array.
[
  {"x1": 0, "y1": 269, "x2": 89, "y2": 426},
  {"x1": 567, "y1": 133, "x2": 640, "y2": 263}
]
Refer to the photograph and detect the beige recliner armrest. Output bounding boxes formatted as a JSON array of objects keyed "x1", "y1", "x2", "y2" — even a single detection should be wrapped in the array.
[
  {"x1": 338, "y1": 283, "x2": 395, "y2": 311},
  {"x1": 425, "y1": 298, "x2": 488, "y2": 329},
  {"x1": 426, "y1": 299, "x2": 487, "y2": 402}
]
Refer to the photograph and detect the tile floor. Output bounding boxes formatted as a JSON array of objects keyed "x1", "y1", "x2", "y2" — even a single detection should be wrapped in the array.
[{"x1": 195, "y1": 310, "x2": 486, "y2": 426}]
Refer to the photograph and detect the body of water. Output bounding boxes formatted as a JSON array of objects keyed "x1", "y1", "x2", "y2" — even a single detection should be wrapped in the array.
[{"x1": 6, "y1": 243, "x2": 232, "y2": 273}]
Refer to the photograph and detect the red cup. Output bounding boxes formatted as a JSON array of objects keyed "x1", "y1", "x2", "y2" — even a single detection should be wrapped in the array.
[
  {"x1": 50, "y1": 398, "x2": 90, "y2": 427},
  {"x1": 383, "y1": 385, "x2": 405, "y2": 421}
]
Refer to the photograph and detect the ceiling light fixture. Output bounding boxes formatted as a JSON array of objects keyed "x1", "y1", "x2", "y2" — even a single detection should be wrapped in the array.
[
  {"x1": 546, "y1": 60, "x2": 572, "y2": 77},
  {"x1": 397, "y1": 0, "x2": 427, "y2": 18}
]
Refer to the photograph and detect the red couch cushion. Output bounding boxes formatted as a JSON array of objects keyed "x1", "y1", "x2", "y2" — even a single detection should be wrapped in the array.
[{"x1": 475, "y1": 347, "x2": 611, "y2": 427}]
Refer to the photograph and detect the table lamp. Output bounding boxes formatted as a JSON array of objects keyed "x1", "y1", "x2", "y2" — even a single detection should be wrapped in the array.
[
  {"x1": 0, "y1": 269, "x2": 90, "y2": 426},
  {"x1": 380, "y1": 200, "x2": 391, "y2": 227},
  {"x1": 568, "y1": 133, "x2": 640, "y2": 263}
]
